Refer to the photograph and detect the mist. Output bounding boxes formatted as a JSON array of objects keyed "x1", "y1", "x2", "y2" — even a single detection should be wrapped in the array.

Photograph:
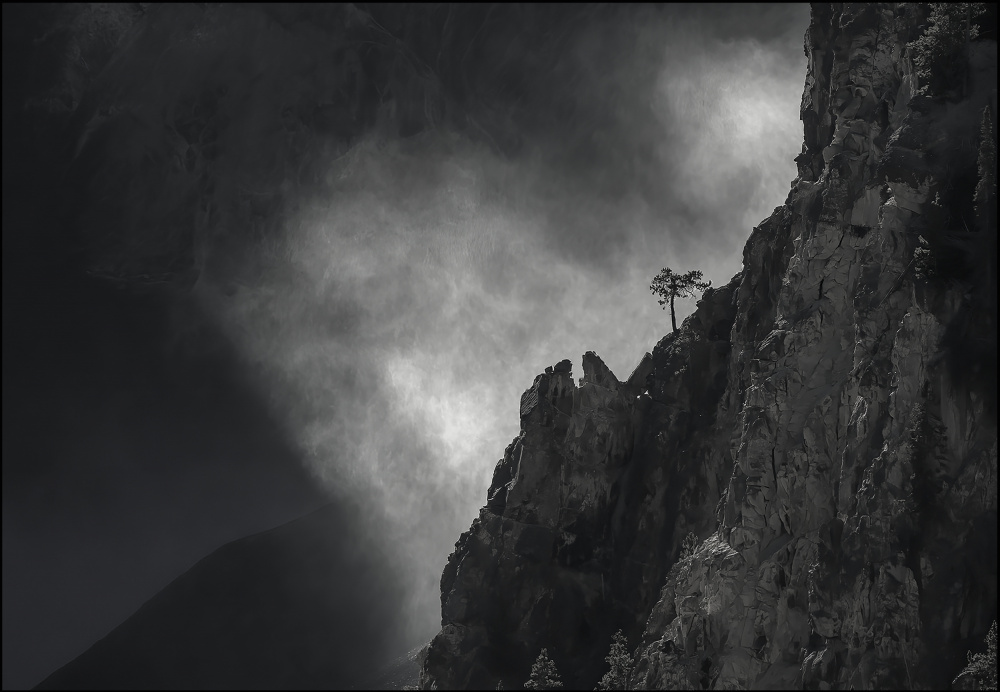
[
  {"x1": 2, "y1": 3, "x2": 811, "y2": 687},
  {"x1": 194, "y1": 3, "x2": 811, "y2": 645}
]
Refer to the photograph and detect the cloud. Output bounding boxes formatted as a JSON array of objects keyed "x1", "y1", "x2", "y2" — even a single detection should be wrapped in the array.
[
  {"x1": 2, "y1": 4, "x2": 813, "y2": 685},
  {"x1": 183, "y1": 2, "x2": 812, "y2": 645},
  {"x1": 48, "y1": 5, "x2": 806, "y2": 648}
]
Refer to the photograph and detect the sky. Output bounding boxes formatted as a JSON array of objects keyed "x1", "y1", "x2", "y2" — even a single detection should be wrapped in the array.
[{"x1": 2, "y1": 4, "x2": 811, "y2": 688}]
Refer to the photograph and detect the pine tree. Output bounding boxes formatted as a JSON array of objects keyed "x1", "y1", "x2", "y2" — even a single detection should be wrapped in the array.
[
  {"x1": 596, "y1": 630, "x2": 635, "y2": 691},
  {"x1": 524, "y1": 648, "x2": 563, "y2": 690},
  {"x1": 649, "y1": 267, "x2": 711, "y2": 333}
]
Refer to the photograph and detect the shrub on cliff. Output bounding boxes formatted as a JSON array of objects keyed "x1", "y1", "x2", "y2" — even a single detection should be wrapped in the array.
[
  {"x1": 955, "y1": 620, "x2": 997, "y2": 689},
  {"x1": 679, "y1": 531, "x2": 699, "y2": 560},
  {"x1": 524, "y1": 648, "x2": 563, "y2": 690},
  {"x1": 596, "y1": 630, "x2": 635, "y2": 691},
  {"x1": 908, "y1": 3, "x2": 986, "y2": 98}
]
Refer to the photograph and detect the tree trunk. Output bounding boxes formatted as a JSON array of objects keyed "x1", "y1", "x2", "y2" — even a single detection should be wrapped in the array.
[{"x1": 670, "y1": 293, "x2": 677, "y2": 333}]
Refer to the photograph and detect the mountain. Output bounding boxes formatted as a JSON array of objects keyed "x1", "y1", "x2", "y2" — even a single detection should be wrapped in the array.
[
  {"x1": 419, "y1": 4, "x2": 998, "y2": 689},
  {"x1": 5, "y1": 3, "x2": 996, "y2": 690},
  {"x1": 36, "y1": 501, "x2": 411, "y2": 690},
  {"x1": 5, "y1": 4, "x2": 704, "y2": 688}
]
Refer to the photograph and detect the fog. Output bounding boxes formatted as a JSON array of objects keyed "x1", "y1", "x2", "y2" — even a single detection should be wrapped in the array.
[
  {"x1": 2, "y1": 4, "x2": 811, "y2": 687},
  {"x1": 197, "y1": 3, "x2": 811, "y2": 644}
]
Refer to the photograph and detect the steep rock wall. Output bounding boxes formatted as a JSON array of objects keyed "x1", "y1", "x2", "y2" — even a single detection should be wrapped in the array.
[
  {"x1": 422, "y1": 3, "x2": 997, "y2": 689},
  {"x1": 421, "y1": 281, "x2": 739, "y2": 689},
  {"x1": 636, "y1": 4, "x2": 997, "y2": 689}
]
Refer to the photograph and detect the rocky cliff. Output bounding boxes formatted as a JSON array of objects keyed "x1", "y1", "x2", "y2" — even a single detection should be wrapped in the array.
[
  {"x1": 420, "y1": 4, "x2": 997, "y2": 689},
  {"x1": 422, "y1": 284, "x2": 739, "y2": 689}
]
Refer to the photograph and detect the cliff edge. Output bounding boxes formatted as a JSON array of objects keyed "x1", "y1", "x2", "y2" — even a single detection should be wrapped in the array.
[{"x1": 421, "y1": 4, "x2": 997, "y2": 689}]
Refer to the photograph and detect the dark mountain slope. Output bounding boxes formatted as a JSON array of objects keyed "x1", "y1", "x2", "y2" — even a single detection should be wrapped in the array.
[{"x1": 37, "y1": 501, "x2": 407, "y2": 690}]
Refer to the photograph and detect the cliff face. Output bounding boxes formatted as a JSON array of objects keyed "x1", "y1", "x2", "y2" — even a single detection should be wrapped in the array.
[
  {"x1": 421, "y1": 4, "x2": 997, "y2": 689},
  {"x1": 422, "y1": 284, "x2": 739, "y2": 689}
]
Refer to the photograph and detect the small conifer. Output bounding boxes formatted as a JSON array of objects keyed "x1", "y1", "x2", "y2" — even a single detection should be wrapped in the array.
[
  {"x1": 596, "y1": 630, "x2": 635, "y2": 691},
  {"x1": 524, "y1": 648, "x2": 563, "y2": 690}
]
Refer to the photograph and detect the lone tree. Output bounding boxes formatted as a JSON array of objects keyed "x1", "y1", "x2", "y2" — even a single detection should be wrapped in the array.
[
  {"x1": 524, "y1": 648, "x2": 563, "y2": 690},
  {"x1": 649, "y1": 267, "x2": 711, "y2": 333},
  {"x1": 596, "y1": 630, "x2": 636, "y2": 691}
]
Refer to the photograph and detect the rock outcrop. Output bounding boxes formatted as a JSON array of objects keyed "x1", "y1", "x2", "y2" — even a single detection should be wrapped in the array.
[
  {"x1": 421, "y1": 281, "x2": 740, "y2": 689},
  {"x1": 422, "y1": 4, "x2": 997, "y2": 689}
]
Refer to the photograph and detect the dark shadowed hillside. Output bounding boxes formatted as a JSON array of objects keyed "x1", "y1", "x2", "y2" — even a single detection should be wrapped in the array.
[{"x1": 36, "y1": 501, "x2": 407, "y2": 690}]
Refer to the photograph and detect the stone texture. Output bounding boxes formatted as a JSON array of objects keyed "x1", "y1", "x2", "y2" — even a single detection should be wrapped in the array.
[
  {"x1": 423, "y1": 3, "x2": 997, "y2": 689},
  {"x1": 634, "y1": 5, "x2": 997, "y2": 690},
  {"x1": 421, "y1": 281, "x2": 739, "y2": 689}
]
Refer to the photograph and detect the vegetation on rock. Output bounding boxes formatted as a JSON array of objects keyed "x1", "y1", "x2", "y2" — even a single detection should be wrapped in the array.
[
  {"x1": 955, "y1": 620, "x2": 998, "y2": 690},
  {"x1": 524, "y1": 648, "x2": 563, "y2": 690},
  {"x1": 596, "y1": 630, "x2": 635, "y2": 691},
  {"x1": 908, "y1": 3, "x2": 986, "y2": 98},
  {"x1": 649, "y1": 267, "x2": 711, "y2": 334},
  {"x1": 423, "y1": 5, "x2": 998, "y2": 690},
  {"x1": 678, "y1": 531, "x2": 699, "y2": 560}
]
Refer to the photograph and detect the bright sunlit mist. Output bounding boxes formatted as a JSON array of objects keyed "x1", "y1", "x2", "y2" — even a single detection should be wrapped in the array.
[{"x1": 197, "y1": 4, "x2": 810, "y2": 648}]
